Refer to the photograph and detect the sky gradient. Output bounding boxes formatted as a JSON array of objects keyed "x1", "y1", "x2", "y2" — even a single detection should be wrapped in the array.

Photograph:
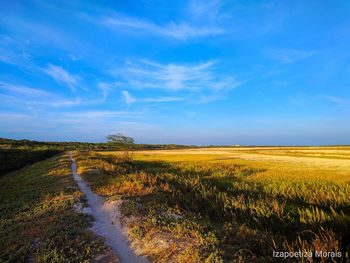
[{"x1": 1, "y1": 0, "x2": 350, "y2": 145}]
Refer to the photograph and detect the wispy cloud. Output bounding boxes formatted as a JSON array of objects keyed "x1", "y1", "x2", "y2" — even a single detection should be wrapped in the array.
[
  {"x1": 288, "y1": 94, "x2": 309, "y2": 107},
  {"x1": 102, "y1": 15, "x2": 225, "y2": 40},
  {"x1": 122, "y1": 90, "x2": 136, "y2": 104},
  {"x1": 1, "y1": 14, "x2": 82, "y2": 53},
  {"x1": 319, "y1": 95, "x2": 348, "y2": 105},
  {"x1": 141, "y1": 97, "x2": 183, "y2": 103},
  {"x1": 0, "y1": 47, "x2": 22, "y2": 66},
  {"x1": 288, "y1": 94, "x2": 349, "y2": 108},
  {"x1": 0, "y1": 36, "x2": 35, "y2": 69},
  {"x1": 0, "y1": 110, "x2": 154, "y2": 141},
  {"x1": 196, "y1": 93, "x2": 226, "y2": 104},
  {"x1": 0, "y1": 81, "x2": 101, "y2": 108},
  {"x1": 266, "y1": 48, "x2": 316, "y2": 63},
  {"x1": 98, "y1": 82, "x2": 117, "y2": 102},
  {"x1": 114, "y1": 60, "x2": 240, "y2": 92},
  {"x1": 30, "y1": 98, "x2": 86, "y2": 107},
  {"x1": 187, "y1": 0, "x2": 223, "y2": 20},
  {"x1": 61, "y1": 110, "x2": 140, "y2": 119},
  {"x1": 122, "y1": 90, "x2": 183, "y2": 104},
  {"x1": 43, "y1": 64, "x2": 82, "y2": 92},
  {"x1": 0, "y1": 81, "x2": 52, "y2": 97}
]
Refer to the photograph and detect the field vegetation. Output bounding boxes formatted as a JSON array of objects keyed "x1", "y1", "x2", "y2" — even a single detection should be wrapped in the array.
[
  {"x1": 1, "y1": 140, "x2": 350, "y2": 262},
  {"x1": 0, "y1": 149, "x2": 60, "y2": 176},
  {"x1": 73, "y1": 147, "x2": 350, "y2": 262},
  {"x1": 0, "y1": 137, "x2": 196, "y2": 176},
  {"x1": 0, "y1": 153, "x2": 117, "y2": 262},
  {"x1": 0, "y1": 137, "x2": 196, "y2": 152}
]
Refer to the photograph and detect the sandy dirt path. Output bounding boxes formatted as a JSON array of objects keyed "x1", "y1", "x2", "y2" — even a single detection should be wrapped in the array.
[{"x1": 69, "y1": 154, "x2": 148, "y2": 263}]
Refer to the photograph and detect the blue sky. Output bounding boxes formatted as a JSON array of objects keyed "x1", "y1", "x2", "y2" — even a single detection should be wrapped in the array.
[{"x1": 0, "y1": 0, "x2": 350, "y2": 145}]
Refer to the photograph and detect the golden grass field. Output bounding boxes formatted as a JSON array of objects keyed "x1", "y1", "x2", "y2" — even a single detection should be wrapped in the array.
[
  {"x1": 73, "y1": 146, "x2": 350, "y2": 262},
  {"x1": 2, "y1": 146, "x2": 350, "y2": 262}
]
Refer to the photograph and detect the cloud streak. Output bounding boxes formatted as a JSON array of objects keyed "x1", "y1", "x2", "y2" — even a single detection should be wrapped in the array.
[
  {"x1": 266, "y1": 48, "x2": 316, "y2": 63},
  {"x1": 101, "y1": 15, "x2": 225, "y2": 40},
  {"x1": 0, "y1": 81, "x2": 52, "y2": 97},
  {"x1": 61, "y1": 110, "x2": 141, "y2": 119},
  {"x1": 122, "y1": 90, "x2": 183, "y2": 104},
  {"x1": 319, "y1": 95, "x2": 348, "y2": 105},
  {"x1": 43, "y1": 64, "x2": 82, "y2": 92},
  {"x1": 0, "y1": 81, "x2": 103, "y2": 108},
  {"x1": 114, "y1": 60, "x2": 241, "y2": 93},
  {"x1": 0, "y1": 110, "x2": 155, "y2": 142}
]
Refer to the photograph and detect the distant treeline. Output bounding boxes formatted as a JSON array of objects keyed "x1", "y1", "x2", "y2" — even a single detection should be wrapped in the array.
[
  {"x1": 0, "y1": 149, "x2": 61, "y2": 176},
  {"x1": 0, "y1": 138, "x2": 196, "y2": 176},
  {"x1": 0, "y1": 138, "x2": 196, "y2": 151}
]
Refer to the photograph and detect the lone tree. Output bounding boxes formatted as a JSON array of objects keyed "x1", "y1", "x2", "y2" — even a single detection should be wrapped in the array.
[{"x1": 107, "y1": 133, "x2": 135, "y2": 162}]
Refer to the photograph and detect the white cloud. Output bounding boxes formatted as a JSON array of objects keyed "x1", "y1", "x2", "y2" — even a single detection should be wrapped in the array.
[
  {"x1": 289, "y1": 94, "x2": 349, "y2": 108},
  {"x1": 142, "y1": 97, "x2": 184, "y2": 103},
  {"x1": 98, "y1": 83, "x2": 110, "y2": 102},
  {"x1": 122, "y1": 90, "x2": 183, "y2": 104},
  {"x1": 0, "y1": 81, "x2": 52, "y2": 97},
  {"x1": 266, "y1": 48, "x2": 316, "y2": 63},
  {"x1": 98, "y1": 82, "x2": 119, "y2": 102},
  {"x1": 101, "y1": 13, "x2": 225, "y2": 40},
  {"x1": 196, "y1": 93, "x2": 226, "y2": 104},
  {"x1": 319, "y1": 95, "x2": 347, "y2": 105},
  {"x1": 0, "y1": 81, "x2": 103, "y2": 108},
  {"x1": 30, "y1": 98, "x2": 84, "y2": 107},
  {"x1": 43, "y1": 64, "x2": 81, "y2": 92},
  {"x1": 188, "y1": 0, "x2": 227, "y2": 22},
  {"x1": 62, "y1": 110, "x2": 142, "y2": 119},
  {"x1": 1, "y1": 16, "x2": 81, "y2": 53},
  {"x1": 0, "y1": 110, "x2": 155, "y2": 141},
  {"x1": 122, "y1": 90, "x2": 136, "y2": 104},
  {"x1": 114, "y1": 60, "x2": 240, "y2": 92}
]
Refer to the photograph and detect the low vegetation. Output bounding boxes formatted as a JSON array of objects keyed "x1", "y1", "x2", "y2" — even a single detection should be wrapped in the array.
[
  {"x1": 74, "y1": 149, "x2": 350, "y2": 262},
  {"x1": 0, "y1": 137, "x2": 196, "y2": 176},
  {"x1": 0, "y1": 149, "x2": 60, "y2": 176},
  {"x1": 0, "y1": 137, "x2": 197, "y2": 152},
  {"x1": 0, "y1": 153, "x2": 115, "y2": 262},
  {"x1": 1, "y1": 138, "x2": 349, "y2": 262}
]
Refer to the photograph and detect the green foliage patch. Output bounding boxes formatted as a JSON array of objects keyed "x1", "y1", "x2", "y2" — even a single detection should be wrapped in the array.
[{"x1": 0, "y1": 154, "x2": 107, "y2": 262}]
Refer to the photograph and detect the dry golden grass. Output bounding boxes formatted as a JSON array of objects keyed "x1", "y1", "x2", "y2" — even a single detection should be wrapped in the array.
[{"x1": 74, "y1": 147, "x2": 350, "y2": 262}]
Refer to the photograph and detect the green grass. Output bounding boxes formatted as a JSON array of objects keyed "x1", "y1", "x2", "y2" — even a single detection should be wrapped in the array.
[
  {"x1": 0, "y1": 153, "x2": 110, "y2": 263},
  {"x1": 0, "y1": 149, "x2": 61, "y2": 176},
  {"x1": 74, "y1": 150, "x2": 350, "y2": 262}
]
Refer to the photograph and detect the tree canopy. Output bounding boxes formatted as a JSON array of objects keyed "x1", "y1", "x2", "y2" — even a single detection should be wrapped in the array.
[{"x1": 106, "y1": 133, "x2": 135, "y2": 146}]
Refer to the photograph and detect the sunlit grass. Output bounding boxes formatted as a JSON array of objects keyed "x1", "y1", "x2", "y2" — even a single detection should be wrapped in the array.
[
  {"x1": 0, "y1": 153, "x2": 110, "y2": 262},
  {"x1": 73, "y1": 147, "x2": 350, "y2": 262}
]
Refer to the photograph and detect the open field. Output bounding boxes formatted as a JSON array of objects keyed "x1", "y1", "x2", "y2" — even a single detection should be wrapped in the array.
[
  {"x1": 1, "y1": 146, "x2": 350, "y2": 262},
  {"x1": 73, "y1": 146, "x2": 350, "y2": 262},
  {"x1": 2, "y1": 1, "x2": 349, "y2": 262}
]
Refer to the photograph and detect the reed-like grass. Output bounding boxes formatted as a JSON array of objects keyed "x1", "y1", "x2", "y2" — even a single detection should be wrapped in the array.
[{"x1": 74, "y1": 149, "x2": 350, "y2": 262}]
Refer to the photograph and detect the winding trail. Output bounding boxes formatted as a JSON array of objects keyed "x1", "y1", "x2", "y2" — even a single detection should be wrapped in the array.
[{"x1": 69, "y1": 153, "x2": 148, "y2": 263}]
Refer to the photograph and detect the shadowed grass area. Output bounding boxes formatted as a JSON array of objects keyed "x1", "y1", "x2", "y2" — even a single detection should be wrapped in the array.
[
  {"x1": 0, "y1": 153, "x2": 113, "y2": 263},
  {"x1": 74, "y1": 149, "x2": 350, "y2": 262},
  {"x1": 0, "y1": 149, "x2": 61, "y2": 176}
]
